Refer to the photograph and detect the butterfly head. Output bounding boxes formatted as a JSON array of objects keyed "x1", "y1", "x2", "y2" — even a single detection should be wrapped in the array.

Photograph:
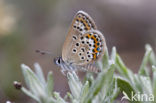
[{"x1": 53, "y1": 56, "x2": 63, "y2": 67}]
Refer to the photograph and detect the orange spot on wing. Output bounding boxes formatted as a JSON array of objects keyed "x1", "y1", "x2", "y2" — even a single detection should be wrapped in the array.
[
  {"x1": 78, "y1": 18, "x2": 90, "y2": 30},
  {"x1": 91, "y1": 35, "x2": 101, "y2": 56},
  {"x1": 94, "y1": 48, "x2": 98, "y2": 53},
  {"x1": 87, "y1": 34, "x2": 91, "y2": 38},
  {"x1": 91, "y1": 35, "x2": 98, "y2": 43},
  {"x1": 93, "y1": 54, "x2": 96, "y2": 59}
]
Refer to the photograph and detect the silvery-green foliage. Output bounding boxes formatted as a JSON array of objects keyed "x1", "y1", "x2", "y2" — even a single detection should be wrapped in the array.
[
  {"x1": 19, "y1": 44, "x2": 156, "y2": 103},
  {"x1": 115, "y1": 44, "x2": 156, "y2": 103}
]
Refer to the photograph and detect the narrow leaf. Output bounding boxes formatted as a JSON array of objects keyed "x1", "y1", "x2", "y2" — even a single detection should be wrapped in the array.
[
  {"x1": 80, "y1": 81, "x2": 89, "y2": 103},
  {"x1": 116, "y1": 54, "x2": 129, "y2": 78},
  {"x1": 21, "y1": 64, "x2": 45, "y2": 98},
  {"x1": 67, "y1": 72, "x2": 82, "y2": 99},
  {"x1": 102, "y1": 44, "x2": 109, "y2": 69},
  {"x1": 97, "y1": 44, "x2": 109, "y2": 70},
  {"x1": 146, "y1": 44, "x2": 156, "y2": 66},
  {"x1": 110, "y1": 46, "x2": 117, "y2": 65},
  {"x1": 21, "y1": 87, "x2": 39, "y2": 102},
  {"x1": 116, "y1": 77, "x2": 139, "y2": 103},
  {"x1": 139, "y1": 45, "x2": 152, "y2": 76},
  {"x1": 84, "y1": 64, "x2": 115, "y2": 103},
  {"x1": 54, "y1": 92, "x2": 67, "y2": 103},
  {"x1": 46, "y1": 71, "x2": 53, "y2": 96},
  {"x1": 34, "y1": 63, "x2": 46, "y2": 85},
  {"x1": 152, "y1": 66, "x2": 156, "y2": 98}
]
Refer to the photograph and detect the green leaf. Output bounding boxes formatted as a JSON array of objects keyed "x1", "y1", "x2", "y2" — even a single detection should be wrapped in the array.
[
  {"x1": 84, "y1": 73, "x2": 94, "y2": 87},
  {"x1": 53, "y1": 92, "x2": 67, "y2": 103},
  {"x1": 84, "y1": 64, "x2": 115, "y2": 103},
  {"x1": 138, "y1": 44, "x2": 152, "y2": 76},
  {"x1": 21, "y1": 64, "x2": 32, "y2": 89},
  {"x1": 97, "y1": 44, "x2": 109, "y2": 70},
  {"x1": 150, "y1": 51, "x2": 156, "y2": 66},
  {"x1": 102, "y1": 44, "x2": 109, "y2": 69},
  {"x1": 146, "y1": 44, "x2": 156, "y2": 66},
  {"x1": 67, "y1": 72, "x2": 82, "y2": 99},
  {"x1": 152, "y1": 66, "x2": 156, "y2": 98},
  {"x1": 117, "y1": 77, "x2": 134, "y2": 97},
  {"x1": 21, "y1": 64, "x2": 44, "y2": 95},
  {"x1": 136, "y1": 74, "x2": 153, "y2": 94},
  {"x1": 99, "y1": 78, "x2": 119, "y2": 103},
  {"x1": 116, "y1": 77, "x2": 139, "y2": 103},
  {"x1": 108, "y1": 78, "x2": 120, "y2": 102},
  {"x1": 21, "y1": 64, "x2": 48, "y2": 102},
  {"x1": 132, "y1": 74, "x2": 143, "y2": 92},
  {"x1": 46, "y1": 71, "x2": 53, "y2": 96},
  {"x1": 21, "y1": 87, "x2": 39, "y2": 102},
  {"x1": 34, "y1": 63, "x2": 46, "y2": 85},
  {"x1": 66, "y1": 92, "x2": 73, "y2": 101},
  {"x1": 110, "y1": 46, "x2": 117, "y2": 64},
  {"x1": 115, "y1": 54, "x2": 129, "y2": 78},
  {"x1": 80, "y1": 81, "x2": 89, "y2": 103}
]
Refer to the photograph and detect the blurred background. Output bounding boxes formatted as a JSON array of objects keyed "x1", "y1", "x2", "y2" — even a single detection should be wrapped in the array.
[{"x1": 0, "y1": 0, "x2": 155, "y2": 102}]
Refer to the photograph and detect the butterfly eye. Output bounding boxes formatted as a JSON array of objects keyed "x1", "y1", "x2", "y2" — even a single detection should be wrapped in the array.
[
  {"x1": 54, "y1": 57, "x2": 62, "y2": 66},
  {"x1": 57, "y1": 58, "x2": 61, "y2": 64}
]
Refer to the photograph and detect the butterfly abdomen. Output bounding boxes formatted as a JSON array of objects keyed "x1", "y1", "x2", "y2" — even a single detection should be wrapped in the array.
[{"x1": 84, "y1": 64, "x2": 101, "y2": 73}]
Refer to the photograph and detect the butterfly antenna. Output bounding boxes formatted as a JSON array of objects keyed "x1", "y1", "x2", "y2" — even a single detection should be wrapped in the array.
[{"x1": 35, "y1": 49, "x2": 52, "y2": 55}]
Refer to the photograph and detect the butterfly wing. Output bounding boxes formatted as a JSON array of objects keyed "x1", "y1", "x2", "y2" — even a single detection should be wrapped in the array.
[
  {"x1": 62, "y1": 11, "x2": 97, "y2": 63},
  {"x1": 65, "y1": 30, "x2": 106, "y2": 66}
]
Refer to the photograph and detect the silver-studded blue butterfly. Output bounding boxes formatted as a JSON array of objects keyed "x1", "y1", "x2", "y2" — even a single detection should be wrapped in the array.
[{"x1": 54, "y1": 11, "x2": 106, "y2": 74}]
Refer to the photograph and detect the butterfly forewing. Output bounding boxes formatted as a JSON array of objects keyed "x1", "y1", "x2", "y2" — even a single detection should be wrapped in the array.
[{"x1": 62, "y1": 11, "x2": 97, "y2": 63}]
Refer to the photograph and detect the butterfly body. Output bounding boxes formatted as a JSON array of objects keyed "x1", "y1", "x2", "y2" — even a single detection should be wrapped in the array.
[
  {"x1": 54, "y1": 56, "x2": 100, "y2": 74},
  {"x1": 54, "y1": 10, "x2": 106, "y2": 73}
]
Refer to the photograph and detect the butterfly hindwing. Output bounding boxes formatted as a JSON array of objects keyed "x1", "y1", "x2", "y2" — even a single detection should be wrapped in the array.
[{"x1": 67, "y1": 30, "x2": 105, "y2": 65}]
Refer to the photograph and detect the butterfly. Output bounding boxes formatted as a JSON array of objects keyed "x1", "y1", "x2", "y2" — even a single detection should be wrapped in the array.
[{"x1": 54, "y1": 10, "x2": 106, "y2": 74}]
